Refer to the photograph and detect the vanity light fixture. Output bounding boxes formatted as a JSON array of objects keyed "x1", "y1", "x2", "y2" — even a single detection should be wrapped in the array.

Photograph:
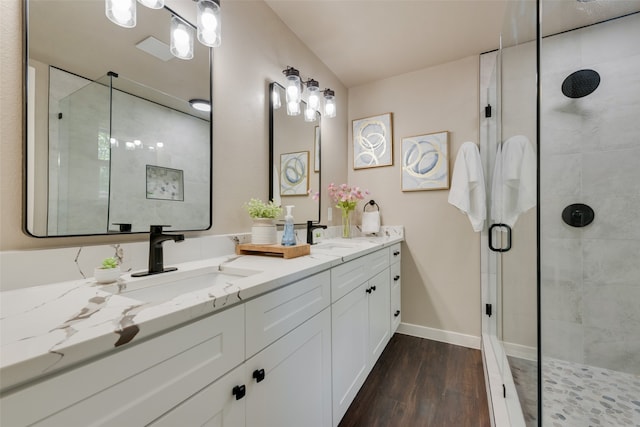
[
  {"x1": 283, "y1": 67, "x2": 302, "y2": 116},
  {"x1": 323, "y1": 89, "x2": 336, "y2": 118},
  {"x1": 106, "y1": 0, "x2": 221, "y2": 59},
  {"x1": 106, "y1": 0, "x2": 136, "y2": 28},
  {"x1": 170, "y1": 15, "x2": 195, "y2": 60},
  {"x1": 197, "y1": 0, "x2": 221, "y2": 48},
  {"x1": 189, "y1": 98, "x2": 211, "y2": 112}
]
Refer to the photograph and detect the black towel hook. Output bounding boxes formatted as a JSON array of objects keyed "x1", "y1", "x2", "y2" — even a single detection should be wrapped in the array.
[{"x1": 364, "y1": 200, "x2": 380, "y2": 212}]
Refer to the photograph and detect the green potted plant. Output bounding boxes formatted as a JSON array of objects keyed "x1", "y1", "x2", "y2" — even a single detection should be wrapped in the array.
[
  {"x1": 94, "y1": 256, "x2": 121, "y2": 284},
  {"x1": 244, "y1": 198, "x2": 283, "y2": 244}
]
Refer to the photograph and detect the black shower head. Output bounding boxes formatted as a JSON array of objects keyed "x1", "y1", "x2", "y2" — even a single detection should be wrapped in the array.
[{"x1": 561, "y1": 69, "x2": 601, "y2": 98}]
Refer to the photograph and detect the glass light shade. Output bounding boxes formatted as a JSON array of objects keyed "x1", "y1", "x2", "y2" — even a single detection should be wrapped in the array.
[
  {"x1": 106, "y1": 0, "x2": 136, "y2": 28},
  {"x1": 304, "y1": 105, "x2": 317, "y2": 122},
  {"x1": 197, "y1": 0, "x2": 221, "y2": 47},
  {"x1": 137, "y1": 0, "x2": 163, "y2": 9},
  {"x1": 305, "y1": 79, "x2": 320, "y2": 112},
  {"x1": 272, "y1": 87, "x2": 281, "y2": 109},
  {"x1": 284, "y1": 69, "x2": 301, "y2": 116},
  {"x1": 170, "y1": 16, "x2": 194, "y2": 60},
  {"x1": 324, "y1": 89, "x2": 336, "y2": 118}
]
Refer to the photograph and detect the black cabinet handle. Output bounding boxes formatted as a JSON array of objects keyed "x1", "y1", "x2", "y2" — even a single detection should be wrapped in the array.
[
  {"x1": 394, "y1": 275, "x2": 400, "y2": 281},
  {"x1": 253, "y1": 368, "x2": 265, "y2": 383},
  {"x1": 232, "y1": 385, "x2": 246, "y2": 400},
  {"x1": 366, "y1": 287, "x2": 372, "y2": 294},
  {"x1": 394, "y1": 310, "x2": 401, "y2": 317},
  {"x1": 371, "y1": 285, "x2": 376, "y2": 292},
  {"x1": 393, "y1": 250, "x2": 400, "y2": 256}
]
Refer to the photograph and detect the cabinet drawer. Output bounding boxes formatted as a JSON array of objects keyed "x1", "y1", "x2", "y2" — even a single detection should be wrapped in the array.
[
  {"x1": 246, "y1": 270, "x2": 330, "y2": 358},
  {"x1": 331, "y1": 250, "x2": 389, "y2": 303},
  {"x1": 2, "y1": 305, "x2": 245, "y2": 427},
  {"x1": 389, "y1": 243, "x2": 401, "y2": 264}
]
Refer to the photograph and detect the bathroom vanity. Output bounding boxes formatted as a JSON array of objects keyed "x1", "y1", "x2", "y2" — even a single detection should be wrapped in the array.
[{"x1": 0, "y1": 233, "x2": 402, "y2": 426}]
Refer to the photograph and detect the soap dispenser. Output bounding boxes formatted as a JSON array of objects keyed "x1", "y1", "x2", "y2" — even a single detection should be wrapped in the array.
[{"x1": 281, "y1": 205, "x2": 296, "y2": 246}]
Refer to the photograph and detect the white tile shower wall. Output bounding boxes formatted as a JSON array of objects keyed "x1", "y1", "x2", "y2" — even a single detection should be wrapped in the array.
[
  {"x1": 108, "y1": 88, "x2": 210, "y2": 232},
  {"x1": 540, "y1": 13, "x2": 640, "y2": 374}
]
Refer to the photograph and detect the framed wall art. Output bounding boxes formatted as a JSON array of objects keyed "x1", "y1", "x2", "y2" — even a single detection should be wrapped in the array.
[
  {"x1": 280, "y1": 151, "x2": 309, "y2": 196},
  {"x1": 146, "y1": 165, "x2": 184, "y2": 201},
  {"x1": 401, "y1": 131, "x2": 450, "y2": 191},
  {"x1": 352, "y1": 112, "x2": 393, "y2": 169}
]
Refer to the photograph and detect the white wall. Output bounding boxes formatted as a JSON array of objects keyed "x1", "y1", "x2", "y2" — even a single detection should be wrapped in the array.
[{"x1": 348, "y1": 56, "x2": 483, "y2": 340}]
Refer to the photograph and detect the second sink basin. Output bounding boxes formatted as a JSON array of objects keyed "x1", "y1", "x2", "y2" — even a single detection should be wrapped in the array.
[{"x1": 100, "y1": 265, "x2": 259, "y2": 303}]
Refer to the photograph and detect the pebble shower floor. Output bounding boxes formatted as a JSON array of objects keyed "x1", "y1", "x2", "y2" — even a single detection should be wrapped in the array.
[{"x1": 509, "y1": 356, "x2": 640, "y2": 426}]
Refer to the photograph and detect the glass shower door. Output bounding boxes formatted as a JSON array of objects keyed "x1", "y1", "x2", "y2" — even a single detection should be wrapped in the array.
[{"x1": 481, "y1": 0, "x2": 539, "y2": 425}]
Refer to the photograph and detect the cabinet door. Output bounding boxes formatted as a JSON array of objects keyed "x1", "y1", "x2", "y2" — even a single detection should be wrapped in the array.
[
  {"x1": 368, "y1": 269, "x2": 391, "y2": 367},
  {"x1": 246, "y1": 308, "x2": 332, "y2": 427},
  {"x1": 331, "y1": 282, "x2": 369, "y2": 426},
  {"x1": 390, "y1": 261, "x2": 401, "y2": 332},
  {"x1": 150, "y1": 365, "x2": 246, "y2": 427}
]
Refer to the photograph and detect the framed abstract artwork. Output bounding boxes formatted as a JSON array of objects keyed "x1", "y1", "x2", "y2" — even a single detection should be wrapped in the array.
[
  {"x1": 280, "y1": 151, "x2": 309, "y2": 196},
  {"x1": 146, "y1": 165, "x2": 184, "y2": 201},
  {"x1": 352, "y1": 112, "x2": 393, "y2": 169},
  {"x1": 401, "y1": 131, "x2": 450, "y2": 191}
]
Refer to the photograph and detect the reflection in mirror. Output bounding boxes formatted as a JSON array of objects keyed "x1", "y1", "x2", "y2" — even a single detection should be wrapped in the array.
[
  {"x1": 26, "y1": 0, "x2": 212, "y2": 237},
  {"x1": 269, "y1": 83, "x2": 321, "y2": 224}
]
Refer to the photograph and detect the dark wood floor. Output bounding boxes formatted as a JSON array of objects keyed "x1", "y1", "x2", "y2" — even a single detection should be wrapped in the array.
[{"x1": 339, "y1": 333, "x2": 491, "y2": 427}]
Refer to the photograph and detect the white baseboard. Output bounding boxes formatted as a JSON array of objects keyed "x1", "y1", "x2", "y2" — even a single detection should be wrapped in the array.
[
  {"x1": 397, "y1": 322, "x2": 481, "y2": 349},
  {"x1": 503, "y1": 341, "x2": 537, "y2": 361}
]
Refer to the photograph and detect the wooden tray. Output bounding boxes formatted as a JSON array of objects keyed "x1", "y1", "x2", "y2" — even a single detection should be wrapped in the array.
[{"x1": 235, "y1": 243, "x2": 310, "y2": 259}]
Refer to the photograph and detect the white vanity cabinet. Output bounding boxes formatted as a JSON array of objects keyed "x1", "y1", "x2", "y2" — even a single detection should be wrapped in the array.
[
  {"x1": 330, "y1": 249, "x2": 391, "y2": 426},
  {"x1": 390, "y1": 243, "x2": 402, "y2": 332},
  {"x1": 152, "y1": 271, "x2": 332, "y2": 427}
]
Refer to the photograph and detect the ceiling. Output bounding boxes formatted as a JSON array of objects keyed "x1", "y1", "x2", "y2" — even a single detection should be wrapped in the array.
[{"x1": 264, "y1": 0, "x2": 640, "y2": 88}]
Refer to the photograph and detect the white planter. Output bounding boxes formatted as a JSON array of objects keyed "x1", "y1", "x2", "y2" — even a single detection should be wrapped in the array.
[
  {"x1": 251, "y1": 218, "x2": 277, "y2": 245},
  {"x1": 94, "y1": 266, "x2": 121, "y2": 284}
]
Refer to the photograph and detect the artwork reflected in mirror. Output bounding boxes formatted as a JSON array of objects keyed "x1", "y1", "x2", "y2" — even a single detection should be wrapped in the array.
[
  {"x1": 269, "y1": 83, "x2": 321, "y2": 224},
  {"x1": 26, "y1": 0, "x2": 212, "y2": 236}
]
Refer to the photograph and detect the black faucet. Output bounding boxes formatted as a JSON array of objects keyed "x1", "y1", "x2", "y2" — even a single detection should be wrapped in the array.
[
  {"x1": 132, "y1": 225, "x2": 185, "y2": 277},
  {"x1": 306, "y1": 220, "x2": 327, "y2": 245}
]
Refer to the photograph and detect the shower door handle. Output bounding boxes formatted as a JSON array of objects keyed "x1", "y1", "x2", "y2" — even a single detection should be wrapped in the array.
[{"x1": 488, "y1": 223, "x2": 512, "y2": 252}]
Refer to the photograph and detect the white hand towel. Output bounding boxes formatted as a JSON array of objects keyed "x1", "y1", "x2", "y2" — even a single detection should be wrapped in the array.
[
  {"x1": 491, "y1": 135, "x2": 536, "y2": 227},
  {"x1": 361, "y1": 211, "x2": 381, "y2": 234},
  {"x1": 448, "y1": 142, "x2": 486, "y2": 232}
]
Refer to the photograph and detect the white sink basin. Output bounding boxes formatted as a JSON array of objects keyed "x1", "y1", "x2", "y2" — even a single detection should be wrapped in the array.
[
  {"x1": 312, "y1": 242, "x2": 357, "y2": 250},
  {"x1": 100, "y1": 265, "x2": 259, "y2": 303}
]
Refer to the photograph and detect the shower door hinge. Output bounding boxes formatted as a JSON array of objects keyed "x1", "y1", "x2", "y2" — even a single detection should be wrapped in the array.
[
  {"x1": 485, "y1": 303, "x2": 492, "y2": 317},
  {"x1": 485, "y1": 104, "x2": 492, "y2": 118}
]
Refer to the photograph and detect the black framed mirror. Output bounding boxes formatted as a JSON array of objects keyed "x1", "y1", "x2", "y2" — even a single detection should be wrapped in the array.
[
  {"x1": 25, "y1": 0, "x2": 212, "y2": 237},
  {"x1": 269, "y1": 82, "x2": 321, "y2": 225}
]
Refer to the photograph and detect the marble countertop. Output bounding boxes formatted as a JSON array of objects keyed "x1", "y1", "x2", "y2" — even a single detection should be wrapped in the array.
[{"x1": 0, "y1": 234, "x2": 402, "y2": 392}]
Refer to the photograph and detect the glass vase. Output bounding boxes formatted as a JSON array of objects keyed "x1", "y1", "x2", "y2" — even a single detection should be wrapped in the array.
[{"x1": 341, "y1": 208, "x2": 352, "y2": 238}]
